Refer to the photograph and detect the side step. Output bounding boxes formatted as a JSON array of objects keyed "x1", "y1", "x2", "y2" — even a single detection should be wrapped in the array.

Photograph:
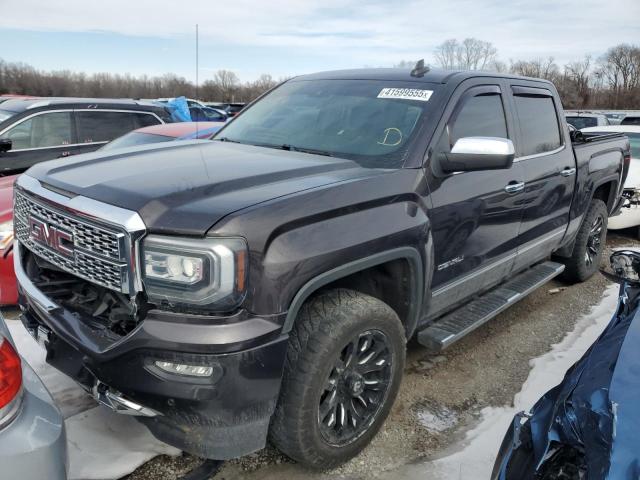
[{"x1": 418, "y1": 261, "x2": 565, "y2": 352}]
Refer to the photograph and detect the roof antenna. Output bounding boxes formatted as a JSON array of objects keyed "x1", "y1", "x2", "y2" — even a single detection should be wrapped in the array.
[{"x1": 411, "y1": 59, "x2": 429, "y2": 78}]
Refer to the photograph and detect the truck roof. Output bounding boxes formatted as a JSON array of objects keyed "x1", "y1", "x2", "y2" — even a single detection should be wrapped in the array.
[{"x1": 296, "y1": 67, "x2": 554, "y2": 86}]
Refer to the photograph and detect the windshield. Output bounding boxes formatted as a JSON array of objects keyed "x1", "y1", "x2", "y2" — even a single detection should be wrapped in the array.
[
  {"x1": 566, "y1": 116, "x2": 597, "y2": 129},
  {"x1": 101, "y1": 132, "x2": 174, "y2": 151},
  {"x1": 214, "y1": 79, "x2": 436, "y2": 168},
  {"x1": 0, "y1": 109, "x2": 16, "y2": 123}
]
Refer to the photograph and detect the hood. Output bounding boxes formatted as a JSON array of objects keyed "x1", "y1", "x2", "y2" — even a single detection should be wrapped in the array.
[{"x1": 25, "y1": 141, "x2": 388, "y2": 235}]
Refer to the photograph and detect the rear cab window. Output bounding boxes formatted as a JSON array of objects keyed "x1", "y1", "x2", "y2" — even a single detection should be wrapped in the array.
[{"x1": 512, "y1": 87, "x2": 562, "y2": 156}]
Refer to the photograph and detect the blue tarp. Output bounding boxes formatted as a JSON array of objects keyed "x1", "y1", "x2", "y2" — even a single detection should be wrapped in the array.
[{"x1": 165, "y1": 96, "x2": 191, "y2": 122}]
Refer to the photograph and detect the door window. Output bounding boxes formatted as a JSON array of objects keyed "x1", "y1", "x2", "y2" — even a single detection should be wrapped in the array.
[
  {"x1": 449, "y1": 93, "x2": 508, "y2": 147},
  {"x1": 513, "y1": 95, "x2": 562, "y2": 156},
  {"x1": 3, "y1": 112, "x2": 73, "y2": 150},
  {"x1": 75, "y1": 111, "x2": 138, "y2": 143}
]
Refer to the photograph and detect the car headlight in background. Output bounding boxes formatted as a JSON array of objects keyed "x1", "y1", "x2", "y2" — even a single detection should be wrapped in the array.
[
  {"x1": 0, "y1": 220, "x2": 14, "y2": 250},
  {"x1": 142, "y1": 235, "x2": 247, "y2": 310}
]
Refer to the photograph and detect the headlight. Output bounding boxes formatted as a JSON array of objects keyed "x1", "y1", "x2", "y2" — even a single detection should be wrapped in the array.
[
  {"x1": 0, "y1": 220, "x2": 13, "y2": 250},
  {"x1": 142, "y1": 235, "x2": 247, "y2": 310}
]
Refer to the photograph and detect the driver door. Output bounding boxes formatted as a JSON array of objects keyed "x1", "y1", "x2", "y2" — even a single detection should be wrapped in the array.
[{"x1": 426, "y1": 81, "x2": 525, "y2": 317}]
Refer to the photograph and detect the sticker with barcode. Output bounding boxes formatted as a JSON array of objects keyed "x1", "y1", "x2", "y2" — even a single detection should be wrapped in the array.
[{"x1": 377, "y1": 88, "x2": 433, "y2": 102}]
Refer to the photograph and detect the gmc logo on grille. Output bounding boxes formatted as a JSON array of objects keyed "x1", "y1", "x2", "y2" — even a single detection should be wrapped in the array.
[{"x1": 28, "y1": 216, "x2": 74, "y2": 258}]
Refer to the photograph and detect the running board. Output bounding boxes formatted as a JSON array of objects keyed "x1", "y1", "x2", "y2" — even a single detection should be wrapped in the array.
[{"x1": 418, "y1": 261, "x2": 565, "y2": 352}]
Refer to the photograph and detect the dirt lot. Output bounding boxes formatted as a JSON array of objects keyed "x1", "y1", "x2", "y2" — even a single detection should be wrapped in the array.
[{"x1": 67, "y1": 230, "x2": 640, "y2": 479}]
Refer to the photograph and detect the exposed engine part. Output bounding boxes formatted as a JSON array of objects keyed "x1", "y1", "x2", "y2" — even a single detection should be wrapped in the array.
[{"x1": 23, "y1": 249, "x2": 148, "y2": 336}]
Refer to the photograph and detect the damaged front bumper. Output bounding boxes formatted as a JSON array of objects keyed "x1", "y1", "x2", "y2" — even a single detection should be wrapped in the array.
[
  {"x1": 15, "y1": 241, "x2": 289, "y2": 460},
  {"x1": 492, "y1": 279, "x2": 640, "y2": 480}
]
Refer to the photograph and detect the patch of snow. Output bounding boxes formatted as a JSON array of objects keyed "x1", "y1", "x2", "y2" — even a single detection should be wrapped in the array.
[
  {"x1": 66, "y1": 407, "x2": 180, "y2": 480},
  {"x1": 389, "y1": 283, "x2": 620, "y2": 480},
  {"x1": 6, "y1": 318, "x2": 180, "y2": 480}
]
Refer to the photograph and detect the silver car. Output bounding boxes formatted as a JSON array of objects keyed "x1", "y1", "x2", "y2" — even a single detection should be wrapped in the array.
[{"x1": 0, "y1": 313, "x2": 66, "y2": 480}]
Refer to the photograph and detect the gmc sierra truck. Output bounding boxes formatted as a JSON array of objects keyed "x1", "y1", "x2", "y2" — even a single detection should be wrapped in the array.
[{"x1": 13, "y1": 67, "x2": 630, "y2": 469}]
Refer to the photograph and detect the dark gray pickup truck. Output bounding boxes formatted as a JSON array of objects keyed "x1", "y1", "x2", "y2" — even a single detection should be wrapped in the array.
[{"x1": 13, "y1": 66, "x2": 630, "y2": 469}]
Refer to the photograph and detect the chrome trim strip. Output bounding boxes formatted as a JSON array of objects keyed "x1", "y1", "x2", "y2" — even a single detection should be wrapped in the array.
[
  {"x1": 513, "y1": 144, "x2": 566, "y2": 163},
  {"x1": 5, "y1": 141, "x2": 109, "y2": 153},
  {"x1": 14, "y1": 241, "x2": 61, "y2": 312},
  {"x1": 432, "y1": 228, "x2": 565, "y2": 297},
  {"x1": 16, "y1": 175, "x2": 147, "y2": 293}
]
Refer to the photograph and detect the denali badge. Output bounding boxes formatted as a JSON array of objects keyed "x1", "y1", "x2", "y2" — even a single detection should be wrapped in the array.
[{"x1": 28, "y1": 216, "x2": 74, "y2": 258}]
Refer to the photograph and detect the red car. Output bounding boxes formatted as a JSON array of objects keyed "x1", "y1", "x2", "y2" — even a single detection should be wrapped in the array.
[{"x1": 0, "y1": 175, "x2": 17, "y2": 304}]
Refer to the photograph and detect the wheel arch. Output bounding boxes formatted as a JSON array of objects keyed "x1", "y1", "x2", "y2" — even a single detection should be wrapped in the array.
[{"x1": 283, "y1": 247, "x2": 424, "y2": 338}]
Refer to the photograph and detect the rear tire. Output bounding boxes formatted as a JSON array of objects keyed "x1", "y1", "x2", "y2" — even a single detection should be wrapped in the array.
[
  {"x1": 270, "y1": 289, "x2": 406, "y2": 469},
  {"x1": 560, "y1": 199, "x2": 608, "y2": 283}
]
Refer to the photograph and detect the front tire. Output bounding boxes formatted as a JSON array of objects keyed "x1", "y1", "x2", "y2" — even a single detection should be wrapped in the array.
[
  {"x1": 561, "y1": 199, "x2": 608, "y2": 283},
  {"x1": 270, "y1": 289, "x2": 406, "y2": 469}
]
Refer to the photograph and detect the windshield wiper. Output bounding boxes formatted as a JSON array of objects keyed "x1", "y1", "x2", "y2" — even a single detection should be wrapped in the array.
[
  {"x1": 279, "y1": 144, "x2": 334, "y2": 157},
  {"x1": 215, "y1": 137, "x2": 243, "y2": 144}
]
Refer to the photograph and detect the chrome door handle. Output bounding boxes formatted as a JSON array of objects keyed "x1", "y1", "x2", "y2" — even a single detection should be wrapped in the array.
[
  {"x1": 560, "y1": 167, "x2": 576, "y2": 177},
  {"x1": 505, "y1": 181, "x2": 525, "y2": 193}
]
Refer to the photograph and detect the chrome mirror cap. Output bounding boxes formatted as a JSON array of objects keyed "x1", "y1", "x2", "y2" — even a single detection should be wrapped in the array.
[{"x1": 451, "y1": 137, "x2": 515, "y2": 156}]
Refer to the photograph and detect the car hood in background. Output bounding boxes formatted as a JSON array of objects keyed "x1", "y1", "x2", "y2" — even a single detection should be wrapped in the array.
[
  {"x1": 24, "y1": 141, "x2": 389, "y2": 235},
  {"x1": 493, "y1": 282, "x2": 640, "y2": 480}
]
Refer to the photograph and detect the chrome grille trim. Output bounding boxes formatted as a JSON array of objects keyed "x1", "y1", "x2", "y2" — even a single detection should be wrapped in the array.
[{"x1": 14, "y1": 175, "x2": 147, "y2": 294}]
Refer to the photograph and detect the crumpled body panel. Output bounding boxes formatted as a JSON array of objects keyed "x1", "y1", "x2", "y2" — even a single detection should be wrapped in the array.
[{"x1": 493, "y1": 282, "x2": 640, "y2": 480}]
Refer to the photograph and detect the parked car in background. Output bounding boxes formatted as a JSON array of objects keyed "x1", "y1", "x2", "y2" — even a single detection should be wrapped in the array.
[
  {"x1": 0, "y1": 174, "x2": 17, "y2": 305},
  {"x1": 493, "y1": 249, "x2": 640, "y2": 480},
  {"x1": 0, "y1": 313, "x2": 66, "y2": 479},
  {"x1": 0, "y1": 94, "x2": 40, "y2": 104},
  {"x1": 621, "y1": 114, "x2": 640, "y2": 126},
  {"x1": 188, "y1": 106, "x2": 228, "y2": 122},
  {"x1": 565, "y1": 112, "x2": 611, "y2": 129},
  {"x1": 582, "y1": 125, "x2": 640, "y2": 233},
  {"x1": 603, "y1": 112, "x2": 624, "y2": 125},
  {"x1": 206, "y1": 102, "x2": 245, "y2": 117},
  {"x1": 101, "y1": 121, "x2": 224, "y2": 151},
  {"x1": 13, "y1": 67, "x2": 629, "y2": 469},
  {"x1": 0, "y1": 97, "x2": 173, "y2": 175},
  {"x1": 0, "y1": 98, "x2": 173, "y2": 305},
  {"x1": 156, "y1": 97, "x2": 208, "y2": 108}
]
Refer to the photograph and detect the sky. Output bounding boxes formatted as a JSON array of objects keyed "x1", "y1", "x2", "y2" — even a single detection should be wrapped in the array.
[{"x1": 1, "y1": 0, "x2": 638, "y2": 82}]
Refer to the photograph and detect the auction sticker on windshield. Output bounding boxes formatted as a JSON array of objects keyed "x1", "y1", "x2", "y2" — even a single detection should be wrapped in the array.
[{"x1": 377, "y1": 88, "x2": 433, "y2": 102}]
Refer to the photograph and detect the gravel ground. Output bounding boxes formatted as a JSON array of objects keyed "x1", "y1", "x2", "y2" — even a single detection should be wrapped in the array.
[{"x1": 115, "y1": 229, "x2": 639, "y2": 479}]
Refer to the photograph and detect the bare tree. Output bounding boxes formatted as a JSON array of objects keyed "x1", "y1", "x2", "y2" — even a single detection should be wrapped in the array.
[
  {"x1": 434, "y1": 39, "x2": 459, "y2": 70},
  {"x1": 434, "y1": 38, "x2": 497, "y2": 71}
]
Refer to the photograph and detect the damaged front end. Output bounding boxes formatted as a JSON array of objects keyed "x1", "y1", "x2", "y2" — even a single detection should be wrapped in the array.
[{"x1": 492, "y1": 250, "x2": 640, "y2": 480}]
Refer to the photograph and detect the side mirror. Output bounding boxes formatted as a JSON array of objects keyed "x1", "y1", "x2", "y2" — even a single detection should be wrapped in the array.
[
  {"x1": 440, "y1": 137, "x2": 515, "y2": 173},
  {"x1": 0, "y1": 139, "x2": 11, "y2": 153}
]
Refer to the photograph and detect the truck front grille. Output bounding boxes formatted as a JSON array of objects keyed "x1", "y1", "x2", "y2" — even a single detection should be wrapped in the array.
[{"x1": 14, "y1": 190, "x2": 128, "y2": 292}]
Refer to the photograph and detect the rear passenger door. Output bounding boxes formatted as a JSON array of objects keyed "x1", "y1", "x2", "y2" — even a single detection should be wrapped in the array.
[
  {"x1": 72, "y1": 110, "x2": 162, "y2": 155},
  {"x1": 508, "y1": 86, "x2": 575, "y2": 270}
]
